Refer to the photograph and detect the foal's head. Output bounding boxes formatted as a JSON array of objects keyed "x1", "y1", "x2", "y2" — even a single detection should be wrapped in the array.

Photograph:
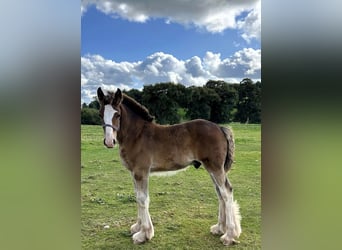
[{"x1": 97, "y1": 87, "x2": 123, "y2": 148}]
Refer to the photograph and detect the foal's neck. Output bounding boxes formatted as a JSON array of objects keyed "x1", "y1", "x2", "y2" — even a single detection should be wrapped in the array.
[{"x1": 117, "y1": 104, "x2": 152, "y2": 145}]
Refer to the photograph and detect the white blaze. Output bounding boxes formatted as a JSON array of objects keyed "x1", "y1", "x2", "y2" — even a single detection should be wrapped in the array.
[{"x1": 103, "y1": 104, "x2": 117, "y2": 147}]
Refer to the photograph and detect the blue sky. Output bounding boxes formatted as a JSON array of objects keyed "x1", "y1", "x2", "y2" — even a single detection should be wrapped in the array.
[{"x1": 81, "y1": 0, "x2": 261, "y2": 104}]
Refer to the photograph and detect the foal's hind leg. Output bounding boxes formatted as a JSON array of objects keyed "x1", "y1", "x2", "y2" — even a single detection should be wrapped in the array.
[
  {"x1": 130, "y1": 172, "x2": 154, "y2": 244},
  {"x1": 209, "y1": 169, "x2": 241, "y2": 246},
  {"x1": 209, "y1": 175, "x2": 226, "y2": 235}
]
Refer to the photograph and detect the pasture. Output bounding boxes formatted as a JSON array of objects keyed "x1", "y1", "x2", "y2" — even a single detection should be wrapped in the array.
[{"x1": 81, "y1": 123, "x2": 260, "y2": 249}]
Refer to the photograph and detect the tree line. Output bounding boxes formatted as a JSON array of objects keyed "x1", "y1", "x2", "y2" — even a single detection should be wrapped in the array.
[{"x1": 81, "y1": 78, "x2": 261, "y2": 125}]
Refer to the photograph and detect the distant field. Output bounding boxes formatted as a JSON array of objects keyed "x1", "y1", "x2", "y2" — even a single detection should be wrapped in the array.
[{"x1": 81, "y1": 123, "x2": 261, "y2": 249}]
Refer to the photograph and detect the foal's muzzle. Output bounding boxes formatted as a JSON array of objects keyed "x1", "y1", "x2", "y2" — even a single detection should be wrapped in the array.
[
  {"x1": 103, "y1": 138, "x2": 116, "y2": 148},
  {"x1": 102, "y1": 123, "x2": 119, "y2": 148}
]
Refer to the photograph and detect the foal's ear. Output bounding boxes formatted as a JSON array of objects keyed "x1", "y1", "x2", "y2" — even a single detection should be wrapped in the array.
[
  {"x1": 97, "y1": 87, "x2": 104, "y2": 102},
  {"x1": 113, "y1": 88, "x2": 123, "y2": 106}
]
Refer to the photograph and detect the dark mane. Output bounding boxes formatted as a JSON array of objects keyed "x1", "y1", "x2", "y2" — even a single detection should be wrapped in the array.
[{"x1": 122, "y1": 94, "x2": 154, "y2": 122}]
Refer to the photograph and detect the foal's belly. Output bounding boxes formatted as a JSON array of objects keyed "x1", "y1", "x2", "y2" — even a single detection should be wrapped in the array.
[
  {"x1": 150, "y1": 156, "x2": 198, "y2": 172},
  {"x1": 150, "y1": 162, "x2": 187, "y2": 172}
]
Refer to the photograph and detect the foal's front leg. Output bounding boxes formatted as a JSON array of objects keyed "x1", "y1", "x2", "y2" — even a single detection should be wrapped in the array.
[{"x1": 131, "y1": 172, "x2": 154, "y2": 244}]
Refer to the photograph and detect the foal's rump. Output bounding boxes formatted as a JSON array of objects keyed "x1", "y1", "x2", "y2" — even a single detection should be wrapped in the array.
[{"x1": 149, "y1": 119, "x2": 232, "y2": 173}]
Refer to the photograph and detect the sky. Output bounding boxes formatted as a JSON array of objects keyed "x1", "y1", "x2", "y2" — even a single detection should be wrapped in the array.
[{"x1": 81, "y1": 0, "x2": 261, "y2": 104}]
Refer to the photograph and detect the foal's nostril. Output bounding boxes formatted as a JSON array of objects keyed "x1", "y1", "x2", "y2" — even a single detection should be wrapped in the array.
[{"x1": 103, "y1": 138, "x2": 115, "y2": 148}]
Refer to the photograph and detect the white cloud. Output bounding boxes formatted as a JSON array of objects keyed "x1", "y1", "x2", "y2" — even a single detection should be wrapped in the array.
[
  {"x1": 81, "y1": 0, "x2": 260, "y2": 41},
  {"x1": 136, "y1": 52, "x2": 186, "y2": 84},
  {"x1": 185, "y1": 56, "x2": 207, "y2": 78},
  {"x1": 219, "y1": 48, "x2": 261, "y2": 77},
  {"x1": 203, "y1": 52, "x2": 222, "y2": 72},
  {"x1": 237, "y1": 1, "x2": 261, "y2": 42},
  {"x1": 81, "y1": 49, "x2": 260, "y2": 103}
]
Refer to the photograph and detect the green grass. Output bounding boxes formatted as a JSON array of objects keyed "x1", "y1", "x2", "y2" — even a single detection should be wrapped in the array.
[{"x1": 81, "y1": 123, "x2": 260, "y2": 249}]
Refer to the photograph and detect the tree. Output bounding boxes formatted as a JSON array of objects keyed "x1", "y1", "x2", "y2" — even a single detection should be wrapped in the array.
[
  {"x1": 81, "y1": 108, "x2": 102, "y2": 125},
  {"x1": 205, "y1": 80, "x2": 238, "y2": 123},
  {"x1": 142, "y1": 83, "x2": 181, "y2": 124},
  {"x1": 186, "y1": 86, "x2": 219, "y2": 120},
  {"x1": 124, "y1": 89, "x2": 143, "y2": 104},
  {"x1": 88, "y1": 98, "x2": 100, "y2": 110},
  {"x1": 163, "y1": 82, "x2": 188, "y2": 108},
  {"x1": 235, "y1": 78, "x2": 261, "y2": 123},
  {"x1": 82, "y1": 79, "x2": 261, "y2": 125}
]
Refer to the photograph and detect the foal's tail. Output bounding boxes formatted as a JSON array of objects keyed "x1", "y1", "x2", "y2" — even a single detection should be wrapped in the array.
[{"x1": 220, "y1": 126, "x2": 235, "y2": 172}]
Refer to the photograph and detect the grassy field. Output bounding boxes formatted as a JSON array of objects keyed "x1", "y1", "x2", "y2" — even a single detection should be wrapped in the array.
[{"x1": 81, "y1": 123, "x2": 260, "y2": 249}]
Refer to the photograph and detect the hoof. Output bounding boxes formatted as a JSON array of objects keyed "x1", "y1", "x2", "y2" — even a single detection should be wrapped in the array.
[
  {"x1": 132, "y1": 231, "x2": 147, "y2": 244},
  {"x1": 220, "y1": 233, "x2": 240, "y2": 246},
  {"x1": 132, "y1": 228, "x2": 154, "y2": 244},
  {"x1": 130, "y1": 223, "x2": 141, "y2": 235},
  {"x1": 210, "y1": 224, "x2": 224, "y2": 235}
]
